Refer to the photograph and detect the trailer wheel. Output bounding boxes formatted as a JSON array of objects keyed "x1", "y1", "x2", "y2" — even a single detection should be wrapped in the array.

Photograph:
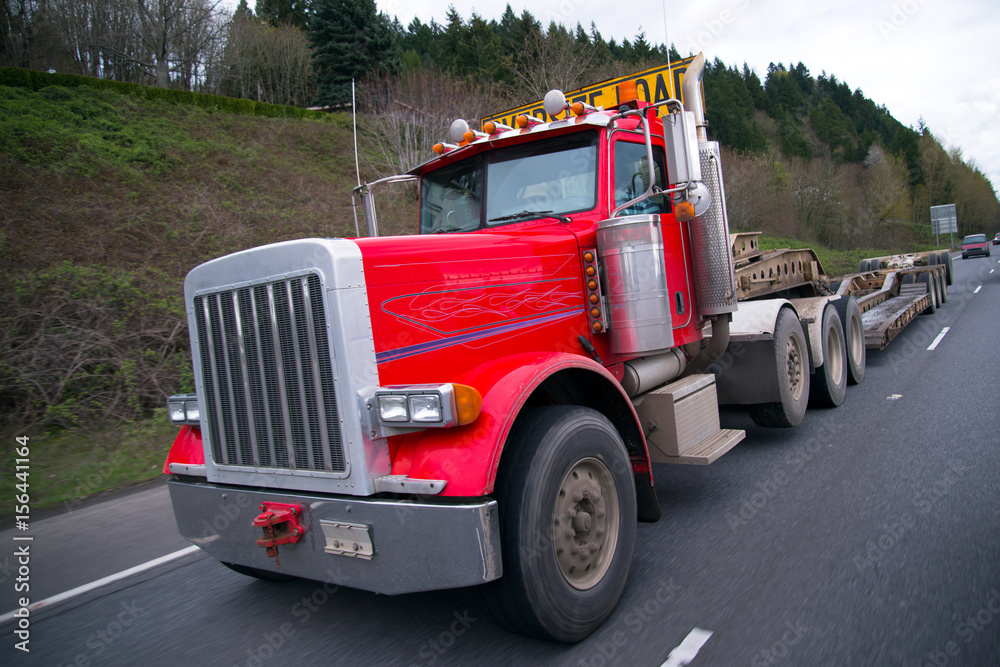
[
  {"x1": 833, "y1": 296, "x2": 866, "y2": 385},
  {"x1": 938, "y1": 269, "x2": 948, "y2": 303},
  {"x1": 481, "y1": 406, "x2": 636, "y2": 642},
  {"x1": 938, "y1": 251, "x2": 954, "y2": 285},
  {"x1": 221, "y1": 562, "x2": 297, "y2": 582},
  {"x1": 918, "y1": 273, "x2": 937, "y2": 313},
  {"x1": 809, "y1": 304, "x2": 848, "y2": 408},
  {"x1": 748, "y1": 308, "x2": 810, "y2": 428}
]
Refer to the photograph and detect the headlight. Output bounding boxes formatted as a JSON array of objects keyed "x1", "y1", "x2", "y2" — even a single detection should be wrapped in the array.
[
  {"x1": 377, "y1": 395, "x2": 410, "y2": 422},
  {"x1": 373, "y1": 384, "x2": 481, "y2": 429},
  {"x1": 167, "y1": 394, "x2": 201, "y2": 425},
  {"x1": 409, "y1": 394, "x2": 443, "y2": 422}
]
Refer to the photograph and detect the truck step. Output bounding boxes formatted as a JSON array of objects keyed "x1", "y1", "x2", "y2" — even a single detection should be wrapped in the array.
[
  {"x1": 654, "y1": 428, "x2": 745, "y2": 465},
  {"x1": 634, "y1": 374, "x2": 746, "y2": 465}
]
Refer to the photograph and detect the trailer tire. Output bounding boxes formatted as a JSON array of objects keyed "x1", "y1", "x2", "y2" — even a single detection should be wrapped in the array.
[
  {"x1": 833, "y1": 296, "x2": 866, "y2": 385},
  {"x1": 938, "y1": 269, "x2": 948, "y2": 303},
  {"x1": 939, "y1": 251, "x2": 954, "y2": 285},
  {"x1": 748, "y1": 308, "x2": 810, "y2": 428},
  {"x1": 221, "y1": 562, "x2": 297, "y2": 582},
  {"x1": 809, "y1": 304, "x2": 848, "y2": 408},
  {"x1": 918, "y1": 273, "x2": 937, "y2": 313},
  {"x1": 481, "y1": 406, "x2": 636, "y2": 643}
]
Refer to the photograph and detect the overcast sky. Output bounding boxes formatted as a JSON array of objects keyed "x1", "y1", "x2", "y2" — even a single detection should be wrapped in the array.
[{"x1": 224, "y1": 0, "x2": 1000, "y2": 196}]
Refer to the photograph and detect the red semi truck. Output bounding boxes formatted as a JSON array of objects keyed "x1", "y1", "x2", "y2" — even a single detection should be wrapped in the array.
[{"x1": 161, "y1": 53, "x2": 943, "y2": 641}]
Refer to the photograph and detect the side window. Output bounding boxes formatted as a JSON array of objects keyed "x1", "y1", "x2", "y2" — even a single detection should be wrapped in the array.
[
  {"x1": 613, "y1": 139, "x2": 670, "y2": 216},
  {"x1": 420, "y1": 160, "x2": 482, "y2": 234}
]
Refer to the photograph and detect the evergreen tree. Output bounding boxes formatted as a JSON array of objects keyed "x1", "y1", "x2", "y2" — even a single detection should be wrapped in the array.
[
  {"x1": 309, "y1": 0, "x2": 399, "y2": 106},
  {"x1": 256, "y1": 0, "x2": 309, "y2": 29}
]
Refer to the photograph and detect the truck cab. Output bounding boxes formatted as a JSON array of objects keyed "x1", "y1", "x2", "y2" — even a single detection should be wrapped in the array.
[{"x1": 163, "y1": 53, "x2": 747, "y2": 642}]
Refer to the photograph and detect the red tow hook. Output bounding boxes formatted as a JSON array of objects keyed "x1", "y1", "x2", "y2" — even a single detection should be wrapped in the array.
[{"x1": 253, "y1": 502, "x2": 305, "y2": 569}]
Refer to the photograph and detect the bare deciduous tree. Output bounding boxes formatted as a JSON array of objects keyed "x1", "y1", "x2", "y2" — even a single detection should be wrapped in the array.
[{"x1": 213, "y1": 10, "x2": 313, "y2": 105}]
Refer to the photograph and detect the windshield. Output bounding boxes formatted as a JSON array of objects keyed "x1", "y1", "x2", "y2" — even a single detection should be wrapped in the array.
[
  {"x1": 419, "y1": 131, "x2": 599, "y2": 234},
  {"x1": 963, "y1": 234, "x2": 986, "y2": 243}
]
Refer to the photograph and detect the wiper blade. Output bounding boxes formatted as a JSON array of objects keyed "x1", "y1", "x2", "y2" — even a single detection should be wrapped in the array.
[{"x1": 488, "y1": 210, "x2": 571, "y2": 223}]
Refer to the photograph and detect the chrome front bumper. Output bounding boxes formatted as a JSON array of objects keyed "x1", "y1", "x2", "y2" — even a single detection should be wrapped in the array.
[{"x1": 168, "y1": 479, "x2": 501, "y2": 595}]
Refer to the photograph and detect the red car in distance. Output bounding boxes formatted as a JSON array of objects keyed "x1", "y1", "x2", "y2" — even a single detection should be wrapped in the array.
[{"x1": 961, "y1": 233, "x2": 991, "y2": 259}]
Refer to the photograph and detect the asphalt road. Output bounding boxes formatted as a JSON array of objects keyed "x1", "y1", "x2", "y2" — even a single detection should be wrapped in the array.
[{"x1": 3, "y1": 252, "x2": 999, "y2": 667}]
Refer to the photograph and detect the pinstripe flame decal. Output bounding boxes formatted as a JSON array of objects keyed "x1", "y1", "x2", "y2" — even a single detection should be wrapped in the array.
[{"x1": 375, "y1": 309, "x2": 584, "y2": 363}]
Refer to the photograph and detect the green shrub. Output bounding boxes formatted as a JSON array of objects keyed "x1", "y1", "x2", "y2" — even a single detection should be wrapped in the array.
[{"x1": 0, "y1": 263, "x2": 191, "y2": 429}]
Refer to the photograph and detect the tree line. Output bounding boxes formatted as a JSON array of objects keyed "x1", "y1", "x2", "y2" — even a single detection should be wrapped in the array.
[{"x1": 4, "y1": 0, "x2": 997, "y2": 244}]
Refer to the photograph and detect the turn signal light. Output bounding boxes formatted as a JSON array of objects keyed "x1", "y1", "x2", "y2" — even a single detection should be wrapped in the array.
[
  {"x1": 675, "y1": 201, "x2": 696, "y2": 222},
  {"x1": 453, "y1": 384, "x2": 483, "y2": 426}
]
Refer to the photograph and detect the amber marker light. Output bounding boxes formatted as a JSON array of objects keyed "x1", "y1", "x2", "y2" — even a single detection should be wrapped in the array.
[
  {"x1": 590, "y1": 307, "x2": 601, "y2": 318},
  {"x1": 675, "y1": 201, "x2": 696, "y2": 222},
  {"x1": 585, "y1": 266, "x2": 596, "y2": 277},
  {"x1": 592, "y1": 321, "x2": 604, "y2": 333},
  {"x1": 571, "y1": 102, "x2": 585, "y2": 115},
  {"x1": 516, "y1": 115, "x2": 530, "y2": 128},
  {"x1": 617, "y1": 80, "x2": 639, "y2": 108},
  {"x1": 589, "y1": 293, "x2": 600, "y2": 304},
  {"x1": 432, "y1": 143, "x2": 445, "y2": 154},
  {"x1": 587, "y1": 279, "x2": 598, "y2": 290},
  {"x1": 484, "y1": 121, "x2": 497, "y2": 134},
  {"x1": 452, "y1": 384, "x2": 483, "y2": 426},
  {"x1": 583, "y1": 251, "x2": 594, "y2": 262}
]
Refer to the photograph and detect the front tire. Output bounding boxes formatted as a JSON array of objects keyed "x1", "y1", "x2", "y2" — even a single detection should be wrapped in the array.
[{"x1": 482, "y1": 406, "x2": 637, "y2": 643}]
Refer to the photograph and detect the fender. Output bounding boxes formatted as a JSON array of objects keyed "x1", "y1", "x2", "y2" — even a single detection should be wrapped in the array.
[
  {"x1": 389, "y1": 351, "x2": 652, "y2": 497},
  {"x1": 162, "y1": 425, "x2": 205, "y2": 474}
]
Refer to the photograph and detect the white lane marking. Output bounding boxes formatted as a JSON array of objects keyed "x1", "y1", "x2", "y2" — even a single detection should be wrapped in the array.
[
  {"x1": 991, "y1": 269, "x2": 995, "y2": 274},
  {"x1": 661, "y1": 627, "x2": 714, "y2": 667},
  {"x1": 0, "y1": 545, "x2": 200, "y2": 624},
  {"x1": 974, "y1": 286, "x2": 982, "y2": 293},
  {"x1": 927, "y1": 327, "x2": 951, "y2": 351}
]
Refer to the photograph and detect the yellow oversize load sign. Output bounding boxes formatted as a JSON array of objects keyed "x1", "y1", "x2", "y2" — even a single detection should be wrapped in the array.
[{"x1": 481, "y1": 55, "x2": 699, "y2": 127}]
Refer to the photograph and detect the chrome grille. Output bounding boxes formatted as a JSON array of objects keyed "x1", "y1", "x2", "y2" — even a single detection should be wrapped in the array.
[{"x1": 193, "y1": 274, "x2": 346, "y2": 473}]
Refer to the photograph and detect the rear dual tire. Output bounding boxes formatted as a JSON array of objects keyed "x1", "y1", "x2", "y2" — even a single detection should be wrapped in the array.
[
  {"x1": 832, "y1": 296, "x2": 866, "y2": 385},
  {"x1": 809, "y1": 304, "x2": 848, "y2": 408},
  {"x1": 749, "y1": 308, "x2": 810, "y2": 428}
]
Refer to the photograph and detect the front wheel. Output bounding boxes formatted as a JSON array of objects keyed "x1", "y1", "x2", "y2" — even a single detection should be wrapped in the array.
[{"x1": 481, "y1": 406, "x2": 637, "y2": 643}]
